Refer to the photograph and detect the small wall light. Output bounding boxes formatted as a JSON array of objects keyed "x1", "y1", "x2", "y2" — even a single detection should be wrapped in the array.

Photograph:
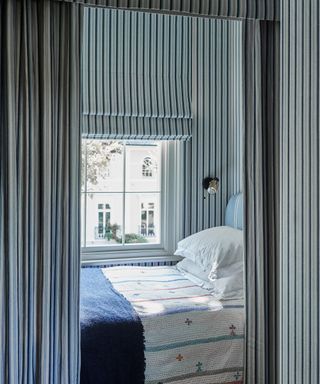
[{"x1": 202, "y1": 177, "x2": 219, "y2": 195}]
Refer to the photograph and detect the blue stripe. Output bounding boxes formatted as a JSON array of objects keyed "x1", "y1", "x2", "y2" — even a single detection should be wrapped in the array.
[
  {"x1": 140, "y1": 304, "x2": 245, "y2": 317},
  {"x1": 111, "y1": 278, "x2": 189, "y2": 284},
  {"x1": 146, "y1": 334, "x2": 244, "y2": 352}
]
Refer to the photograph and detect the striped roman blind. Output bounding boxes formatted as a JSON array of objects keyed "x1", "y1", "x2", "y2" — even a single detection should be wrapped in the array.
[{"x1": 82, "y1": 8, "x2": 192, "y2": 140}]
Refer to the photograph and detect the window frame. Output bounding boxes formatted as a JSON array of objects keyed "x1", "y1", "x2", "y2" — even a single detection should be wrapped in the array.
[{"x1": 81, "y1": 140, "x2": 179, "y2": 262}]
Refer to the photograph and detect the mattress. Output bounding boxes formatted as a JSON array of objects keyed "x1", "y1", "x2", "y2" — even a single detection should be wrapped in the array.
[{"x1": 103, "y1": 266, "x2": 245, "y2": 384}]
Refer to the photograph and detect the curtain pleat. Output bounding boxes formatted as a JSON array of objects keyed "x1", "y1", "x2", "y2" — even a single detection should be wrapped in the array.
[
  {"x1": 55, "y1": 0, "x2": 280, "y2": 21},
  {"x1": 242, "y1": 20, "x2": 280, "y2": 384},
  {"x1": 0, "y1": 1, "x2": 81, "y2": 383}
]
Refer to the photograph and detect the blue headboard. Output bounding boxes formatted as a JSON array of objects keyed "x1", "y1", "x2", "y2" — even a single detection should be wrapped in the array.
[{"x1": 225, "y1": 193, "x2": 243, "y2": 230}]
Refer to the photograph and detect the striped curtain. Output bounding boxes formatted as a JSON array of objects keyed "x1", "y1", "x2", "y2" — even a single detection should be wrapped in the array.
[
  {"x1": 242, "y1": 20, "x2": 280, "y2": 384},
  {"x1": 281, "y1": 0, "x2": 320, "y2": 383},
  {"x1": 56, "y1": 0, "x2": 280, "y2": 21},
  {"x1": 0, "y1": 1, "x2": 81, "y2": 383},
  {"x1": 82, "y1": 7, "x2": 192, "y2": 140}
]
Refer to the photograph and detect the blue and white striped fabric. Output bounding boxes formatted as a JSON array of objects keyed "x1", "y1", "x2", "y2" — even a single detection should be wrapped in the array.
[
  {"x1": 181, "y1": 19, "x2": 243, "y2": 236},
  {"x1": 57, "y1": 0, "x2": 280, "y2": 21},
  {"x1": 104, "y1": 266, "x2": 245, "y2": 384},
  {"x1": 0, "y1": 1, "x2": 81, "y2": 383},
  {"x1": 225, "y1": 193, "x2": 243, "y2": 230},
  {"x1": 82, "y1": 8, "x2": 192, "y2": 140}
]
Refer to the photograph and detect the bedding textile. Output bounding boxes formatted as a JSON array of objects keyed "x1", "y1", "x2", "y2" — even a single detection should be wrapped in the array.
[
  {"x1": 104, "y1": 266, "x2": 245, "y2": 384},
  {"x1": 174, "y1": 226, "x2": 244, "y2": 300},
  {"x1": 80, "y1": 268, "x2": 145, "y2": 384},
  {"x1": 174, "y1": 226, "x2": 243, "y2": 279}
]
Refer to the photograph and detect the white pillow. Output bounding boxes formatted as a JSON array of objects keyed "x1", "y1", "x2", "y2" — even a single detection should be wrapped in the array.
[
  {"x1": 175, "y1": 226, "x2": 244, "y2": 300},
  {"x1": 209, "y1": 272, "x2": 244, "y2": 300},
  {"x1": 176, "y1": 257, "x2": 244, "y2": 300},
  {"x1": 176, "y1": 258, "x2": 214, "y2": 290},
  {"x1": 174, "y1": 226, "x2": 243, "y2": 279}
]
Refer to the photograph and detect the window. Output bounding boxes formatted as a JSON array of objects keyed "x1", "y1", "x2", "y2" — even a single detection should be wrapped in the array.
[
  {"x1": 81, "y1": 140, "x2": 162, "y2": 248},
  {"x1": 142, "y1": 157, "x2": 156, "y2": 177},
  {"x1": 140, "y1": 202, "x2": 155, "y2": 237},
  {"x1": 96, "y1": 204, "x2": 111, "y2": 240}
]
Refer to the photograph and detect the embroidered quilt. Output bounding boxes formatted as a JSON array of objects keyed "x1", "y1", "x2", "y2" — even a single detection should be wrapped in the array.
[{"x1": 103, "y1": 266, "x2": 244, "y2": 384}]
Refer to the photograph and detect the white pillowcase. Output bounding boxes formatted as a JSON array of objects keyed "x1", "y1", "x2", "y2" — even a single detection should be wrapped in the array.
[
  {"x1": 176, "y1": 257, "x2": 244, "y2": 300},
  {"x1": 176, "y1": 258, "x2": 214, "y2": 290},
  {"x1": 208, "y1": 271, "x2": 244, "y2": 300},
  {"x1": 174, "y1": 226, "x2": 244, "y2": 300},
  {"x1": 174, "y1": 226, "x2": 243, "y2": 278}
]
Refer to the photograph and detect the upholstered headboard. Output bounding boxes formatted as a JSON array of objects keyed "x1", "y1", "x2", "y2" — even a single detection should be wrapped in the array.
[{"x1": 225, "y1": 193, "x2": 243, "y2": 230}]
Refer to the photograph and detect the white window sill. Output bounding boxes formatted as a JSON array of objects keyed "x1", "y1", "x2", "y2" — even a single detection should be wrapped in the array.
[{"x1": 81, "y1": 250, "x2": 182, "y2": 266}]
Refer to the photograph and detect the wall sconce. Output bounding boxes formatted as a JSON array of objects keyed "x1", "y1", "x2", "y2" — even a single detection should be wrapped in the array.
[{"x1": 202, "y1": 177, "x2": 219, "y2": 195}]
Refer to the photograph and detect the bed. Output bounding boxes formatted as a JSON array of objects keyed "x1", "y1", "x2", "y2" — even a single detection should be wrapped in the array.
[{"x1": 80, "y1": 193, "x2": 244, "y2": 384}]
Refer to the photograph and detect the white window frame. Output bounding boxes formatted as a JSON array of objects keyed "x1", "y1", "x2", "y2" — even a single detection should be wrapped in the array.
[{"x1": 81, "y1": 141, "x2": 183, "y2": 264}]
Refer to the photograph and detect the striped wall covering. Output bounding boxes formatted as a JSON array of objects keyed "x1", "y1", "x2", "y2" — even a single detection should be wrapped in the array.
[
  {"x1": 280, "y1": 1, "x2": 320, "y2": 383},
  {"x1": 57, "y1": 0, "x2": 280, "y2": 21},
  {"x1": 242, "y1": 20, "x2": 280, "y2": 384},
  {"x1": 82, "y1": 10, "x2": 244, "y2": 237},
  {"x1": 182, "y1": 18, "x2": 243, "y2": 236},
  {"x1": 82, "y1": 7, "x2": 192, "y2": 140}
]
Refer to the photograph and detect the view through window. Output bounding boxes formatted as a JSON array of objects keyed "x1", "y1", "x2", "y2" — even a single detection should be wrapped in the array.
[{"x1": 81, "y1": 140, "x2": 162, "y2": 247}]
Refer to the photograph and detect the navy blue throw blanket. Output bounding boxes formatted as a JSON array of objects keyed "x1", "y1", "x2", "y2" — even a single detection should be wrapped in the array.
[{"x1": 80, "y1": 268, "x2": 145, "y2": 384}]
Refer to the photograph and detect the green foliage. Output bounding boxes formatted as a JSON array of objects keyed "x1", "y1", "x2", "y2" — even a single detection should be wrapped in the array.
[
  {"x1": 104, "y1": 224, "x2": 148, "y2": 244},
  {"x1": 109, "y1": 223, "x2": 120, "y2": 240},
  {"x1": 116, "y1": 233, "x2": 148, "y2": 244}
]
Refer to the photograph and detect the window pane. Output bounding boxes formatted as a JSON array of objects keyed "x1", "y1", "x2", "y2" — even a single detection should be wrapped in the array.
[
  {"x1": 81, "y1": 139, "x2": 163, "y2": 250},
  {"x1": 125, "y1": 193, "x2": 161, "y2": 244},
  {"x1": 125, "y1": 141, "x2": 161, "y2": 192},
  {"x1": 81, "y1": 193, "x2": 86, "y2": 247},
  {"x1": 84, "y1": 139, "x2": 124, "y2": 193},
  {"x1": 84, "y1": 193, "x2": 123, "y2": 247}
]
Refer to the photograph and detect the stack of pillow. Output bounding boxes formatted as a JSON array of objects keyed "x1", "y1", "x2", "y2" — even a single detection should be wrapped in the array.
[{"x1": 174, "y1": 226, "x2": 244, "y2": 300}]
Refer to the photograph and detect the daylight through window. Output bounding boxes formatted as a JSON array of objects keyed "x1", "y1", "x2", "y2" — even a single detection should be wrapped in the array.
[{"x1": 81, "y1": 140, "x2": 162, "y2": 248}]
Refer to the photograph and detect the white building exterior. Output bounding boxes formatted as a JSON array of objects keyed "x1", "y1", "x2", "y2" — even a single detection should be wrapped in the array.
[{"x1": 82, "y1": 141, "x2": 161, "y2": 247}]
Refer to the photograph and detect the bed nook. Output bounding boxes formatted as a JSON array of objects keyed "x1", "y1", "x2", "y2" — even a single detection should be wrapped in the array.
[
  {"x1": 81, "y1": 194, "x2": 245, "y2": 384},
  {"x1": 80, "y1": 5, "x2": 245, "y2": 384}
]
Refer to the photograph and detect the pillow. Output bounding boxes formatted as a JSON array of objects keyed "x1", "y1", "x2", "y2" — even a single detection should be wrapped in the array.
[
  {"x1": 176, "y1": 258, "x2": 244, "y2": 300},
  {"x1": 174, "y1": 226, "x2": 243, "y2": 279},
  {"x1": 209, "y1": 272, "x2": 244, "y2": 300},
  {"x1": 175, "y1": 226, "x2": 244, "y2": 300},
  {"x1": 176, "y1": 258, "x2": 214, "y2": 290}
]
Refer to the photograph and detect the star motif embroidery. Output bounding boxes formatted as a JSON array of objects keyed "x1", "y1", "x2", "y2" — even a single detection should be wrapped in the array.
[
  {"x1": 234, "y1": 371, "x2": 242, "y2": 380},
  {"x1": 176, "y1": 354, "x2": 184, "y2": 362},
  {"x1": 229, "y1": 324, "x2": 237, "y2": 336},
  {"x1": 185, "y1": 318, "x2": 192, "y2": 326}
]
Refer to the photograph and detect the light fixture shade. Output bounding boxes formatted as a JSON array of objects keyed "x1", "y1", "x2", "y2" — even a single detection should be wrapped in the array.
[
  {"x1": 208, "y1": 177, "x2": 219, "y2": 194},
  {"x1": 202, "y1": 177, "x2": 219, "y2": 194}
]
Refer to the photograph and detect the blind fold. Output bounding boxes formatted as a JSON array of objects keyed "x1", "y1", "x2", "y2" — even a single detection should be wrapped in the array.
[{"x1": 82, "y1": 8, "x2": 192, "y2": 140}]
